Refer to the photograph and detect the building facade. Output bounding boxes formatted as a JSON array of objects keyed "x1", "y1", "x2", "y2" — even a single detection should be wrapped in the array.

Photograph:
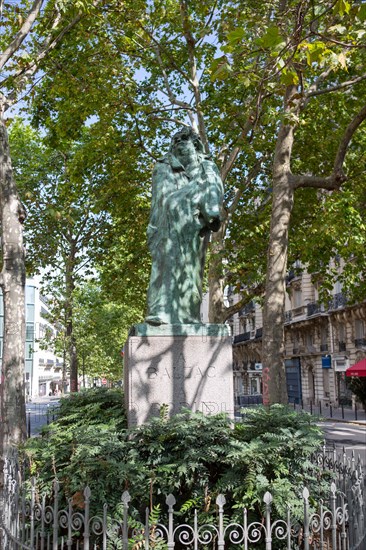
[
  {"x1": 231, "y1": 270, "x2": 366, "y2": 406},
  {"x1": 0, "y1": 279, "x2": 65, "y2": 399}
]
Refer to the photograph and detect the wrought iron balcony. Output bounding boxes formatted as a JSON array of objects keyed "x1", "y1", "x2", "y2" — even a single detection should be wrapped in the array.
[
  {"x1": 233, "y1": 331, "x2": 251, "y2": 344},
  {"x1": 307, "y1": 302, "x2": 325, "y2": 316},
  {"x1": 355, "y1": 338, "x2": 366, "y2": 349},
  {"x1": 286, "y1": 270, "x2": 295, "y2": 283},
  {"x1": 328, "y1": 292, "x2": 347, "y2": 310},
  {"x1": 255, "y1": 327, "x2": 263, "y2": 339},
  {"x1": 293, "y1": 305, "x2": 305, "y2": 317}
]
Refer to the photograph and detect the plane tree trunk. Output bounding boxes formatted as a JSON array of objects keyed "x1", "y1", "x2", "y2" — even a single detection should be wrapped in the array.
[{"x1": 0, "y1": 119, "x2": 27, "y2": 529}]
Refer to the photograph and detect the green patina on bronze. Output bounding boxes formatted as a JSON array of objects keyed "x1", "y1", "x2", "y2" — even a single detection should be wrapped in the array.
[{"x1": 146, "y1": 128, "x2": 224, "y2": 325}]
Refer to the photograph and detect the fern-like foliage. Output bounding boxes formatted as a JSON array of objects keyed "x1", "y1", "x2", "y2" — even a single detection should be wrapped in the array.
[{"x1": 23, "y1": 394, "x2": 327, "y2": 525}]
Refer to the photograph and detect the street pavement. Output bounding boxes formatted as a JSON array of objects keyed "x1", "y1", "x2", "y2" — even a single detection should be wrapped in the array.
[
  {"x1": 26, "y1": 397, "x2": 60, "y2": 436},
  {"x1": 321, "y1": 420, "x2": 366, "y2": 464}
]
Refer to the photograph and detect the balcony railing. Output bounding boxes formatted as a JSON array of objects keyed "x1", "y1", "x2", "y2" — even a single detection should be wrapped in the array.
[
  {"x1": 329, "y1": 292, "x2": 348, "y2": 310},
  {"x1": 292, "y1": 305, "x2": 305, "y2": 317},
  {"x1": 355, "y1": 338, "x2": 366, "y2": 349},
  {"x1": 306, "y1": 293, "x2": 348, "y2": 318},
  {"x1": 307, "y1": 302, "x2": 325, "y2": 316},
  {"x1": 233, "y1": 331, "x2": 251, "y2": 344}
]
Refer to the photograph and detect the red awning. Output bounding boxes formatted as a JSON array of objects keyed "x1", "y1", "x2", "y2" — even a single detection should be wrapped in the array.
[{"x1": 346, "y1": 358, "x2": 366, "y2": 377}]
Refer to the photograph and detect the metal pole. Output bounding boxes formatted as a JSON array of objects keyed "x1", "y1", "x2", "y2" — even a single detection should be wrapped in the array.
[
  {"x1": 263, "y1": 492, "x2": 272, "y2": 550},
  {"x1": 303, "y1": 488, "x2": 310, "y2": 550},
  {"x1": 166, "y1": 494, "x2": 176, "y2": 550}
]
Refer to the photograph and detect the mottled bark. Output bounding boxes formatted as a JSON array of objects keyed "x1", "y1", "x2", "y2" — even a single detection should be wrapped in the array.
[
  {"x1": 262, "y1": 87, "x2": 298, "y2": 406},
  {"x1": 0, "y1": 119, "x2": 27, "y2": 519}
]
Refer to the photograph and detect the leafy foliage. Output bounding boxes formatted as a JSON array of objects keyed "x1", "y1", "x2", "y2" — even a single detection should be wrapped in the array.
[
  {"x1": 348, "y1": 378, "x2": 366, "y2": 411},
  {"x1": 24, "y1": 391, "x2": 328, "y2": 523}
]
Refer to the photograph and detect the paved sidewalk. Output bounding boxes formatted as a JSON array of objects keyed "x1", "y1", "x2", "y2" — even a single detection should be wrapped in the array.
[{"x1": 292, "y1": 402, "x2": 366, "y2": 424}]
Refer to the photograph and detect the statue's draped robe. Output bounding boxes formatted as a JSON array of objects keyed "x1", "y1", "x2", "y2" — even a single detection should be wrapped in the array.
[{"x1": 146, "y1": 153, "x2": 224, "y2": 324}]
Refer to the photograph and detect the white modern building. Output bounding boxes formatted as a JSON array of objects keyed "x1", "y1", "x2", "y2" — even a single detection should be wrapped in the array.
[{"x1": 0, "y1": 278, "x2": 66, "y2": 399}]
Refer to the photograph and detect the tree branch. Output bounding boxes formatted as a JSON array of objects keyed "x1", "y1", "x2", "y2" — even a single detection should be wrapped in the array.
[
  {"x1": 0, "y1": 0, "x2": 43, "y2": 70},
  {"x1": 222, "y1": 283, "x2": 265, "y2": 322},
  {"x1": 290, "y1": 102, "x2": 366, "y2": 190},
  {"x1": 334, "y1": 102, "x2": 366, "y2": 173},
  {"x1": 180, "y1": 0, "x2": 209, "y2": 152},
  {"x1": 151, "y1": 43, "x2": 194, "y2": 113},
  {"x1": 226, "y1": 158, "x2": 264, "y2": 216},
  {"x1": 305, "y1": 73, "x2": 366, "y2": 100},
  {"x1": 3, "y1": 0, "x2": 102, "y2": 102}
]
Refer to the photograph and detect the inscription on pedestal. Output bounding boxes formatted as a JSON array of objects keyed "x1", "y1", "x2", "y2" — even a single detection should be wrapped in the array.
[{"x1": 124, "y1": 331, "x2": 234, "y2": 426}]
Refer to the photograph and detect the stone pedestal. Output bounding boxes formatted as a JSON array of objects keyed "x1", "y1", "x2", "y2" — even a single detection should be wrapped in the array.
[{"x1": 124, "y1": 324, "x2": 234, "y2": 426}]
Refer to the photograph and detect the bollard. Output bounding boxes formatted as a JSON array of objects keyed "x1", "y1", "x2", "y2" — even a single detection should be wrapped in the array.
[
  {"x1": 355, "y1": 403, "x2": 358, "y2": 421},
  {"x1": 319, "y1": 401, "x2": 322, "y2": 416},
  {"x1": 330, "y1": 404, "x2": 333, "y2": 418},
  {"x1": 341, "y1": 403, "x2": 344, "y2": 419}
]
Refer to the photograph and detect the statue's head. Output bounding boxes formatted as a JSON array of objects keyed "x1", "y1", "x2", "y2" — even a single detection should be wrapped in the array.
[{"x1": 170, "y1": 127, "x2": 205, "y2": 154}]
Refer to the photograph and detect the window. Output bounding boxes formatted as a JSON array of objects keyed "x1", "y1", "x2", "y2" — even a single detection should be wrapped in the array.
[
  {"x1": 25, "y1": 342, "x2": 33, "y2": 360},
  {"x1": 26, "y1": 286, "x2": 35, "y2": 304},
  {"x1": 306, "y1": 331, "x2": 313, "y2": 349},
  {"x1": 293, "y1": 288, "x2": 302, "y2": 308},
  {"x1": 26, "y1": 323, "x2": 34, "y2": 341},
  {"x1": 321, "y1": 326, "x2": 328, "y2": 345},
  {"x1": 338, "y1": 323, "x2": 346, "y2": 342},
  {"x1": 355, "y1": 320, "x2": 365, "y2": 340},
  {"x1": 40, "y1": 306, "x2": 48, "y2": 318},
  {"x1": 26, "y1": 304, "x2": 35, "y2": 323}
]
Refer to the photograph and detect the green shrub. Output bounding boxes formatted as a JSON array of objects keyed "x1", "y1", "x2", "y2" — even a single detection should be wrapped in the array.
[{"x1": 24, "y1": 392, "x2": 328, "y2": 523}]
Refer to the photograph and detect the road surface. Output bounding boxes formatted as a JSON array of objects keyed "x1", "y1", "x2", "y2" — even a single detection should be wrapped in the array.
[
  {"x1": 321, "y1": 420, "x2": 366, "y2": 464},
  {"x1": 26, "y1": 398, "x2": 59, "y2": 436}
]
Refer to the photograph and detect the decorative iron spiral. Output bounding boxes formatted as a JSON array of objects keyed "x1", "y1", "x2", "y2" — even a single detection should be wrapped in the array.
[
  {"x1": 58, "y1": 510, "x2": 70, "y2": 530},
  {"x1": 174, "y1": 523, "x2": 195, "y2": 545},
  {"x1": 89, "y1": 515, "x2": 104, "y2": 536},
  {"x1": 224, "y1": 522, "x2": 245, "y2": 544},
  {"x1": 33, "y1": 503, "x2": 43, "y2": 522},
  {"x1": 271, "y1": 519, "x2": 288, "y2": 540},
  {"x1": 247, "y1": 521, "x2": 265, "y2": 543},
  {"x1": 197, "y1": 524, "x2": 219, "y2": 545},
  {"x1": 43, "y1": 504, "x2": 54, "y2": 526}
]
